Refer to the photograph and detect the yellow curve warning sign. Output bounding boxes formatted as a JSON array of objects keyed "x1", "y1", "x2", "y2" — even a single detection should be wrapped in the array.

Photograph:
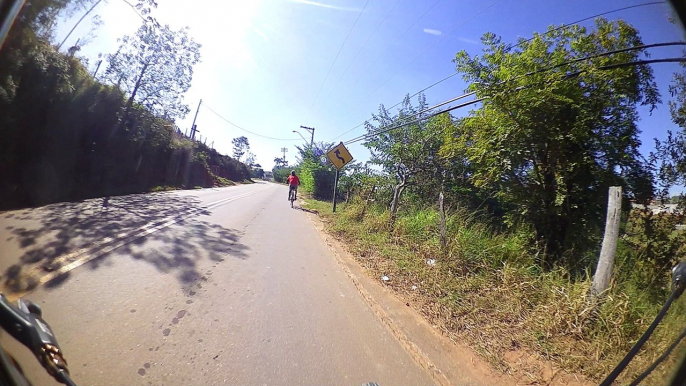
[{"x1": 326, "y1": 142, "x2": 353, "y2": 170}]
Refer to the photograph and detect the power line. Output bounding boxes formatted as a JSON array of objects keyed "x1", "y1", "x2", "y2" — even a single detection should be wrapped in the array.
[
  {"x1": 344, "y1": 97, "x2": 484, "y2": 145},
  {"x1": 507, "y1": 1, "x2": 666, "y2": 50},
  {"x1": 329, "y1": 71, "x2": 464, "y2": 141},
  {"x1": 345, "y1": 0, "x2": 500, "y2": 115},
  {"x1": 326, "y1": 0, "x2": 670, "y2": 142},
  {"x1": 120, "y1": 0, "x2": 149, "y2": 22},
  {"x1": 343, "y1": 91, "x2": 484, "y2": 145},
  {"x1": 203, "y1": 103, "x2": 300, "y2": 141},
  {"x1": 345, "y1": 56, "x2": 686, "y2": 145},
  {"x1": 328, "y1": 0, "x2": 443, "y2": 108},
  {"x1": 323, "y1": 0, "x2": 402, "y2": 103},
  {"x1": 310, "y1": 0, "x2": 371, "y2": 108}
]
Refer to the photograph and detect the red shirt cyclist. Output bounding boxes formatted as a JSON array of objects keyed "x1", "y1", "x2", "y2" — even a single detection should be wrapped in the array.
[{"x1": 287, "y1": 171, "x2": 300, "y2": 200}]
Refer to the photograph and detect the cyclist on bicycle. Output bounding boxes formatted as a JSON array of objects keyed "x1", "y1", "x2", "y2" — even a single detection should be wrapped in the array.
[{"x1": 287, "y1": 170, "x2": 300, "y2": 201}]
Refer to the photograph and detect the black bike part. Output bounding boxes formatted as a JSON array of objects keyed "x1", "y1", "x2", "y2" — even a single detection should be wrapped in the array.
[
  {"x1": 0, "y1": 296, "x2": 39, "y2": 353},
  {"x1": 600, "y1": 287, "x2": 681, "y2": 386},
  {"x1": 0, "y1": 295, "x2": 71, "y2": 384},
  {"x1": 55, "y1": 370, "x2": 77, "y2": 386},
  {"x1": 673, "y1": 262, "x2": 686, "y2": 298},
  {"x1": 0, "y1": 296, "x2": 61, "y2": 359},
  {"x1": 0, "y1": 344, "x2": 32, "y2": 386},
  {"x1": 668, "y1": 351, "x2": 686, "y2": 386},
  {"x1": 629, "y1": 326, "x2": 686, "y2": 385},
  {"x1": 0, "y1": 0, "x2": 25, "y2": 51}
]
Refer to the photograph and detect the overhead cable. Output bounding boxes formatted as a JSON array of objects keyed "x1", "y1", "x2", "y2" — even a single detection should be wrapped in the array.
[
  {"x1": 326, "y1": 0, "x2": 669, "y2": 142},
  {"x1": 310, "y1": 0, "x2": 371, "y2": 108},
  {"x1": 347, "y1": 56, "x2": 686, "y2": 145},
  {"x1": 203, "y1": 103, "x2": 300, "y2": 141}
]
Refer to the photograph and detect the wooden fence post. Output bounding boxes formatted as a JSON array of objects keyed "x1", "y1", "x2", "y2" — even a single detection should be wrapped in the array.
[
  {"x1": 439, "y1": 191, "x2": 447, "y2": 249},
  {"x1": 591, "y1": 186, "x2": 622, "y2": 296},
  {"x1": 360, "y1": 185, "x2": 376, "y2": 219}
]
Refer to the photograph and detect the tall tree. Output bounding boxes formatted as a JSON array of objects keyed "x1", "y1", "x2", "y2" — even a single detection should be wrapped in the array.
[
  {"x1": 364, "y1": 94, "x2": 441, "y2": 226},
  {"x1": 245, "y1": 151, "x2": 256, "y2": 167},
  {"x1": 654, "y1": 53, "x2": 686, "y2": 203},
  {"x1": 444, "y1": 18, "x2": 659, "y2": 266},
  {"x1": 295, "y1": 141, "x2": 333, "y2": 164},
  {"x1": 104, "y1": 21, "x2": 201, "y2": 122},
  {"x1": 273, "y1": 156, "x2": 287, "y2": 168},
  {"x1": 57, "y1": 0, "x2": 158, "y2": 50},
  {"x1": 232, "y1": 136, "x2": 250, "y2": 161}
]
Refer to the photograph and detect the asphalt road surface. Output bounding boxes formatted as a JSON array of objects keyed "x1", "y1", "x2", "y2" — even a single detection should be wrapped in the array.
[{"x1": 0, "y1": 183, "x2": 436, "y2": 386}]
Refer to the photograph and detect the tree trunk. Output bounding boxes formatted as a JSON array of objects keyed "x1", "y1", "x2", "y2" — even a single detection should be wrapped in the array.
[
  {"x1": 360, "y1": 185, "x2": 375, "y2": 219},
  {"x1": 439, "y1": 191, "x2": 446, "y2": 249},
  {"x1": 389, "y1": 182, "x2": 406, "y2": 227},
  {"x1": 124, "y1": 61, "x2": 150, "y2": 122}
]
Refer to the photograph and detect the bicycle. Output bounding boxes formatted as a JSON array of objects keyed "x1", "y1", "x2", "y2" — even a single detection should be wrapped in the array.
[
  {"x1": 289, "y1": 187, "x2": 297, "y2": 208},
  {"x1": 0, "y1": 294, "x2": 77, "y2": 386}
]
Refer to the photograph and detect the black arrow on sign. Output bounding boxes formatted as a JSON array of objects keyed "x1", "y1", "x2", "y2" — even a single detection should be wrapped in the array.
[{"x1": 334, "y1": 149, "x2": 345, "y2": 164}]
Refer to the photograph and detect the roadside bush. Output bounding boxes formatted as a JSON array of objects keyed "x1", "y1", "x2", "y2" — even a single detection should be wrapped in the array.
[
  {"x1": 298, "y1": 158, "x2": 336, "y2": 199},
  {"x1": 0, "y1": 35, "x2": 250, "y2": 210},
  {"x1": 273, "y1": 167, "x2": 290, "y2": 183}
]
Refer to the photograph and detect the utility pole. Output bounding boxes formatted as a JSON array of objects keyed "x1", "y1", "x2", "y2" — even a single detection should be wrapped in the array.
[
  {"x1": 280, "y1": 147, "x2": 288, "y2": 164},
  {"x1": 57, "y1": 0, "x2": 103, "y2": 50},
  {"x1": 300, "y1": 126, "x2": 315, "y2": 147},
  {"x1": 0, "y1": 0, "x2": 26, "y2": 50},
  {"x1": 190, "y1": 99, "x2": 202, "y2": 140},
  {"x1": 92, "y1": 59, "x2": 102, "y2": 78}
]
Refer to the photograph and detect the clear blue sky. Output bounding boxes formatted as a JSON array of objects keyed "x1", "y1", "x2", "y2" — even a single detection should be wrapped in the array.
[{"x1": 55, "y1": 0, "x2": 684, "y2": 181}]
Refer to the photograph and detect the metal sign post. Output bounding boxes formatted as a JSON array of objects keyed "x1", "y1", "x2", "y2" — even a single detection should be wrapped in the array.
[
  {"x1": 332, "y1": 169, "x2": 340, "y2": 212},
  {"x1": 326, "y1": 142, "x2": 354, "y2": 213}
]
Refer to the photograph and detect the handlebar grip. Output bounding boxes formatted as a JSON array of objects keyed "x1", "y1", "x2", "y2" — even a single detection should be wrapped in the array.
[
  {"x1": 0, "y1": 294, "x2": 70, "y2": 381},
  {"x1": 0, "y1": 294, "x2": 34, "y2": 348}
]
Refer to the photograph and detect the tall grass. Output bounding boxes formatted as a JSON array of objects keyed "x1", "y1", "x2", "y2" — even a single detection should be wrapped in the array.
[{"x1": 308, "y1": 199, "x2": 686, "y2": 385}]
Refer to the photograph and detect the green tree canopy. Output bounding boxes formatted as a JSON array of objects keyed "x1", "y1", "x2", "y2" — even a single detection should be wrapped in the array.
[
  {"x1": 442, "y1": 18, "x2": 659, "y2": 265},
  {"x1": 364, "y1": 94, "x2": 456, "y2": 224},
  {"x1": 232, "y1": 136, "x2": 250, "y2": 161},
  {"x1": 654, "y1": 57, "x2": 686, "y2": 201},
  {"x1": 104, "y1": 22, "x2": 201, "y2": 121}
]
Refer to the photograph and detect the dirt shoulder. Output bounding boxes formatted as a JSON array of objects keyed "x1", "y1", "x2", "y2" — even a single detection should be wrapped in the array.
[{"x1": 302, "y1": 199, "x2": 593, "y2": 386}]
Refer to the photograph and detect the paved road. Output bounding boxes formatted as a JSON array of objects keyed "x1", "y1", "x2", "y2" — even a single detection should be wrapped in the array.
[{"x1": 1, "y1": 183, "x2": 435, "y2": 386}]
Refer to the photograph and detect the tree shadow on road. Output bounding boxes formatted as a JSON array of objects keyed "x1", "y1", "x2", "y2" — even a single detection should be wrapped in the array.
[{"x1": 0, "y1": 192, "x2": 249, "y2": 294}]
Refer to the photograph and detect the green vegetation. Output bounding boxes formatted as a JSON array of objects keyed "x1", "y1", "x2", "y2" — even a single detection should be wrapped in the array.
[
  {"x1": 272, "y1": 167, "x2": 290, "y2": 183},
  {"x1": 446, "y1": 19, "x2": 658, "y2": 268},
  {"x1": 250, "y1": 167, "x2": 265, "y2": 179},
  {"x1": 150, "y1": 185, "x2": 178, "y2": 192},
  {"x1": 308, "y1": 198, "x2": 685, "y2": 384},
  {"x1": 232, "y1": 136, "x2": 250, "y2": 162},
  {"x1": 302, "y1": 18, "x2": 686, "y2": 384},
  {"x1": 0, "y1": 0, "x2": 251, "y2": 210},
  {"x1": 272, "y1": 142, "x2": 338, "y2": 199},
  {"x1": 296, "y1": 142, "x2": 336, "y2": 200}
]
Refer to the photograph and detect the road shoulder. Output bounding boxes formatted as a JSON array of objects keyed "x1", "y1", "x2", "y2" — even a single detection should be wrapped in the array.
[{"x1": 304, "y1": 208, "x2": 513, "y2": 386}]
